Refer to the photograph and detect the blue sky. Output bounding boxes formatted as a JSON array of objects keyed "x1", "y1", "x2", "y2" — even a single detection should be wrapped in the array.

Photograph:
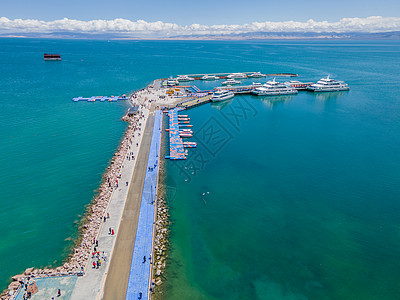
[
  {"x1": 1, "y1": 0, "x2": 400, "y2": 37},
  {"x1": 1, "y1": 0, "x2": 400, "y2": 25}
]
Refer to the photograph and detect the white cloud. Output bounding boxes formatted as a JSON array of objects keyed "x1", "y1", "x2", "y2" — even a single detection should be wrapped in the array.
[{"x1": 0, "y1": 16, "x2": 399, "y2": 37}]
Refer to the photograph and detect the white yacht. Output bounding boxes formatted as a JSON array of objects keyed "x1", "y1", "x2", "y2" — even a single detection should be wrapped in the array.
[
  {"x1": 248, "y1": 72, "x2": 266, "y2": 78},
  {"x1": 227, "y1": 73, "x2": 247, "y2": 79},
  {"x1": 211, "y1": 90, "x2": 235, "y2": 102},
  {"x1": 166, "y1": 78, "x2": 178, "y2": 86},
  {"x1": 252, "y1": 78, "x2": 298, "y2": 96},
  {"x1": 201, "y1": 75, "x2": 219, "y2": 80},
  {"x1": 252, "y1": 82, "x2": 262, "y2": 87},
  {"x1": 307, "y1": 75, "x2": 349, "y2": 92},
  {"x1": 176, "y1": 75, "x2": 195, "y2": 82},
  {"x1": 284, "y1": 80, "x2": 313, "y2": 90},
  {"x1": 222, "y1": 78, "x2": 240, "y2": 85}
]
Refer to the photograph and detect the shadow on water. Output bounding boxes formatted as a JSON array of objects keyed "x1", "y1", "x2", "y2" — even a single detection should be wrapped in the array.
[
  {"x1": 256, "y1": 94, "x2": 294, "y2": 107},
  {"x1": 307, "y1": 90, "x2": 349, "y2": 101},
  {"x1": 210, "y1": 98, "x2": 234, "y2": 110}
]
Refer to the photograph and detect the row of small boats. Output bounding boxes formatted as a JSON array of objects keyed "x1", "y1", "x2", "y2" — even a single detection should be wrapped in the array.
[
  {"x1": 211, "y1": 76, "x2": 350, "y2": 102},
  {"x1": 175, "y1": 72, "x2": 265, "y2": 83}
]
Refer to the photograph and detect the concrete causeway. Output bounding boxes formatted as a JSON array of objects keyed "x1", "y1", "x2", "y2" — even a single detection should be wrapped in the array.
[
  {"x1": 69, "y1": 111, "x2": 151, "y2": 300},
  {"x1": 101, "y1": 114, "x2": 155, "y2": 300},
  {"x1": 125, "y1": 111, "x2": 162, "y2": 300}
]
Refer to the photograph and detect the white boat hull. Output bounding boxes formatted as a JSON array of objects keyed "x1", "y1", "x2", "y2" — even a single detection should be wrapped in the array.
[
  {"x1": 307, "y1": 86, "x2": 350, "y2": 92},
  {"x1": 253, "y1": 90, "x2": 298, "y2": 96},
  {"x1": 211, "y1": 94, "x2": 235, "y2": 102}
]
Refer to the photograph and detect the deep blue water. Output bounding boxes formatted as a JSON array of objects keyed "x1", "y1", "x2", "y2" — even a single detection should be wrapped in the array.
[{"x1": 0, "y1": 39, "x2": 400, "y2": 299}]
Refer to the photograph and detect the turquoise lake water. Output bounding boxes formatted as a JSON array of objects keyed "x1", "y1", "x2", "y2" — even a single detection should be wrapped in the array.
[{"x1": 1, "y1": 39, "x2": 400, "y2": 299}]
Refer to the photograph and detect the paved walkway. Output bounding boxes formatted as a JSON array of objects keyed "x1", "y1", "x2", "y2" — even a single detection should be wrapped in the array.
[
  {"x1": 15, "y1": 276, "x2": 77, "y2": 300},
  {"x1": 69, "y1": 109, "x2": 150, "y2": 300},
  {"x1": 125, "y1": 111, "x2": 162, "y2": 300},
  {"x1": 101, "y1": 113, "x2": 156, "y2": 300}
]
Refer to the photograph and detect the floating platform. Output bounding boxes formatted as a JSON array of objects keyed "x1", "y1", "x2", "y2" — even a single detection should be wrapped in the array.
[
  {"x1": 167, "y1": 108, "x2": 187, "y2": 160},
  {"x1": 72, "y1": 95, "x2": 128, "y2": 102},
  {"x1": 178, "y1": 94, "x2": 212, "y2": 109},
  {"x1": 215, "y1": 85, "x2": 259, "y2": 94}
]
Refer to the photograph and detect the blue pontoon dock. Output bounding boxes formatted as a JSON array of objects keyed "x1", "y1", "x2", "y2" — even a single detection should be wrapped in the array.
[{"x1": 72, "y1": 95, "x2": 128, "y2": 102}]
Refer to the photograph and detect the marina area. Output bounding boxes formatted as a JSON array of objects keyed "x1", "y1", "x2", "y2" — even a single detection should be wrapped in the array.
[{"x1": 3, "y1": 70, "x2": 351, "y2": 299}]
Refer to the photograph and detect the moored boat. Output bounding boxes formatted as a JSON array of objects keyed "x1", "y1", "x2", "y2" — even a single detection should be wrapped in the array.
[
  {"x1": 183, "y1": 142, "x2": 197, "y2": 148},
  {"x1": 306, "y1": 75, "x2": 350, "y2": 92},
  {"x1": 227, "y1": 72, "x2": 247, "y2": 79},
  {"x1": 177, "y1": 75, "x2": 195, "y2": 82},
  {"x1": 252, "y1": 78, "x2": 298, "y2": 96},
  {"x1": 211, "y1": 90, "x2": 235, "y2": 102},
  {"x1": 166, "y1": 78, "x2": 179, "y2": 86},
  {"x1": 44, "y1": 53, "x2": 61, "y2": 61},
  {"x1": 248, "y1": 72, "x2": 266, "y2": 78},
  {"x1": 179, "y1": 130, "x2": 193, "y2": 134},
  {"x1": 222, "y1": 78, "x2": 240, "y2": 85},
  {"x1": 180, "y1": 133, "x2": 193, "y2": 138},
  {"x1": 284, "y1": 80, "x2": 313, "y2": 90},
  {"x1": 201, "y1": 75, "x2": 219, "y2": 80}
]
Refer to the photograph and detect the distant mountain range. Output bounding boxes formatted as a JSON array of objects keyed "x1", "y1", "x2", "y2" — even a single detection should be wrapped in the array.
[
  {"x1": 164, "y1": 31, "x2": 400, "y2": 40},
  {"x1": 1, "y1": 31, "x2": 400, "y2": 40}
]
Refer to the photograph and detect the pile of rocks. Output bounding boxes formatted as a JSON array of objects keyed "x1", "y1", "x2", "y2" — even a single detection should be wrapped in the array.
[{"x1": 152, "y1": 194, "x2": 170, "y2": 290}]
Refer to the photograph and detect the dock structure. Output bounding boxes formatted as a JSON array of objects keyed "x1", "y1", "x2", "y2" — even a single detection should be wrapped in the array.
[
  {"x1": 178, "y1": 94, "x2": 212, "y2": 109},
  {"x1": 125, "y1": 110, "x2": 162, "y2": 300},
  {"x1": 183, "y1": 72, "x2": 298, "y2": 79},
  {"x1": 72, "y1": 95, "x2": 128, "y2": 102},
  {"x1": 166, "y1": 108, "x2": 187, "y2": 160},
  {"x1": 215, "y1": 85, "x2": 259, "y2": 94},
  {"x1": 286, "y1": 82, "x2": 313, "y2": 90}
]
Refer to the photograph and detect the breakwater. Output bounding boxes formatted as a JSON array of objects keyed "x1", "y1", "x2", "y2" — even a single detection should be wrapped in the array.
[{"x1": 125, "y1": 111, "x2": 162, "y2": 300}]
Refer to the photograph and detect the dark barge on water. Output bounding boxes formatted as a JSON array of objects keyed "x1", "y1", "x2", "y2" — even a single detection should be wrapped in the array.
[{"x1": 44, "y1": 53, "x2": 61, "y2": 61}]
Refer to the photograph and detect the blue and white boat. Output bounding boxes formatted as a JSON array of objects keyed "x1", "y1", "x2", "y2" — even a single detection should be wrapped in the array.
[
  {"x1": 252, "y1": 78, "x2": 298, "y2": 96},
  {"x1": 211, "y1": 90, "x2": 235, "y2": 102},
  {"x1": 307, "y1": 75, "x2": 350, "y2": 92}
]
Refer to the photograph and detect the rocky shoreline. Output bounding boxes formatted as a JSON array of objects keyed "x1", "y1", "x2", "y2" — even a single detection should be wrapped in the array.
[{"x1": 151, "y1": 124, "x2": 171, "y2": 296}]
